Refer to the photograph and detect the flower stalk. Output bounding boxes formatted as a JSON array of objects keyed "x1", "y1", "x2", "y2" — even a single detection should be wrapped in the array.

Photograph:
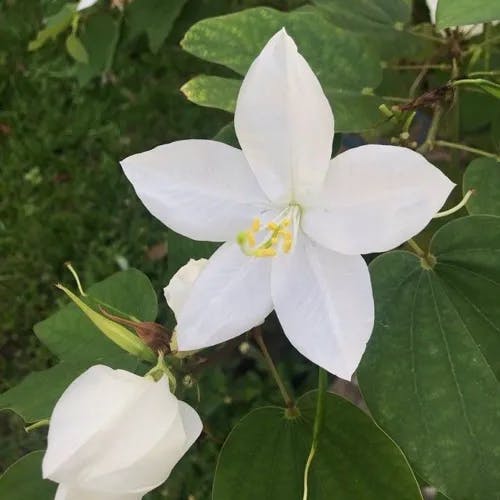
[
  {"x1": 145, "y1": 351, "x2": 177, "y2": 391},
  {"x1": 253, "y1": 327, "x2": 295, "y2": 413},
  {"x1": 302, "y1": 368, "x2": 328, "y2": 500},
  {"x1": 25, "y1": 419, "x2": 50, "y2": 433},
  {"x1": 434, "y1": 140, "x2": 500, "y2": 160}
]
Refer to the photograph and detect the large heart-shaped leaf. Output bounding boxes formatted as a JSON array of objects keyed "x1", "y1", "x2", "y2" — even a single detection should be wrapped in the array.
[
  {"x1": 436, "y1": 0, "x2": 500, "y2": 29},
  {"x1": 181, "y1": 76, "x2": 240, "y2": 114},
  {"x1": 181, "y1": 7, "x2": 383, "y2": 132},
  {"x1": 358, "y1": 215, "x2": 500, "y2": 500},
  {"x1": 213, "y1": 391, "x2": 422, "y2": 500},
  {"x1": 463, "y1": 158, "x2": 500, "y2": 216},
  {"x1": 312, "y1": 0, "x2": 411, "y2": 32},
  {"x1": 313, "y1": 0, "x2": 432, "y2": 61},
  {"x1": 34, "y1": 269, "x2": 157, "y2": 363},
  {"x1": 0, "y1": 451, "x2": 56, "y2": 500}
]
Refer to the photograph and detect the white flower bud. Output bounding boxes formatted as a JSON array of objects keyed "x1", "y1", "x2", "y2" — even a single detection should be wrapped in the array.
[
  {"x1": 164, "y1": 259, "x2": 208, "y2": 321},
  {"x1": 42, "y1": 365, "x2": 202, "y2": 499}
]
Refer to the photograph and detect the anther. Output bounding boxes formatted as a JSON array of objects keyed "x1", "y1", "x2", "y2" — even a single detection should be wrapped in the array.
[
  {"x1": 256, "y1": 248, "x2": 277, "y2": 257},
  {"x1": 246, "y1": 231, "x2": 256, "y2": 247},
  {"x1": 252, "y1": 218, "x2": 261, "y2": 232}
]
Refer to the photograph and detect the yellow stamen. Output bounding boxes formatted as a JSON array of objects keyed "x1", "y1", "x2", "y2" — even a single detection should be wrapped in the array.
[
  {"x1": 255, "y1": 248, "x2": 277, "y2": 257},
  {"x1": 237, "y1": 210, "x2": 298, "y2": 258},
  {"x1": 246, "y1": 231, "x2": 256, "y2": 247}
]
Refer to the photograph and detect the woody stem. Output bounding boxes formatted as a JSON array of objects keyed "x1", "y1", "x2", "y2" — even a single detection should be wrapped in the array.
[{"x1": 254, "y1": 326, "x2": 294, "y2": 410}]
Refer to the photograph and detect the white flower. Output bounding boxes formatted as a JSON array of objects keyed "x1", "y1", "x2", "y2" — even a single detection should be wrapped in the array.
[
  {"x1": 121, "y1": 29, "x2": 454, "y2": 380},
  {"x1": 426, "y1": 0, "x2": 498, "y2": 37},
  {"x1": 77, "y1": 0, "x2": 98, "y2": 11},
  {"x1": 164, "y1": 258, "x2": 208, "y2": 321},
  {"x1": 42, "y1": 365, "x2": 202, "y2": 500}
]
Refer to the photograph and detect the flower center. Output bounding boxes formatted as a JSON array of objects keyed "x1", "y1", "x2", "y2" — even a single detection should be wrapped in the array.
[{"x1": 237, "y1": 205, "x2": 300, "y2": 258}]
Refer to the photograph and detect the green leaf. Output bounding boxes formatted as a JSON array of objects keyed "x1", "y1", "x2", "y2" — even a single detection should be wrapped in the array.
[
  {"x1": 453, "y1": 78, "x2": 500, "y2": 98},
  {"x1": 65, "y1": 33, "x2": 89, "y2": 64},
  {"x1": 492, "y1": 110, "x2": 500, "y2": 152},
  {"x1": 358, "y1": 215, "x2": 500, "y2": 500},
  {"x1": 463, "y1": 158, "x2": 500, "y2": 215},
  {"x1": 0, "y1": 355, "x2": 137, "y2": 422},
  {"x1": 75, "y1": 13, "x2": 120, "y2": 85},
  {"x1": 0, "y1": 362, "x2": 87, "y2": 423},
  {"x1": 28, "y1": 3, "x2": 76, "y2": 51},
  {"x1": 436, "y1": 0, "x2": 500, "y2": 29},
  {"x1": 181, "y1": 7, "x2": 383, "y2": 132},
  {"x1": 213, "y1": 392, "x2": 422, "y2": 500},
  {"x1": 181, "y1": 76, "x2": 240, "y2": 114},
  {"x1": 213, "y1": 122, "x2": 239, "y2": 148},
  {"x1": 127, "y1": 0, "x2": 187, "y2": 53},
  {"x1": 34, "y1": 269, "x2": 157, "y2": 363},
  {"x1": 0, "y1": 451, "x2": 56, "y2": 500},
  {"x1": 312, "y1": 0, "x2": 411, "y2": 32},
  {"x1": 459, "y1": 91, "x2": 499, "y2": 133}
]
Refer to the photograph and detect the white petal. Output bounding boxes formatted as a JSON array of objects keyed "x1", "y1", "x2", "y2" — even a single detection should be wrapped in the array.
[
  {"x1": 425, "y1": 0, "x2": 438, "y2": 24},
  {"x1": 77, "y1": 0, "x2": 98, "y2": 11},
  {"x1": 121, "y1": 140, "x2": 271, "y2": 242},
  {"x1": 164, "y1": 258, "x2": 208, "y2": 320},
  {"x1": 271, "y1": 235, "x2": 374, "y2": 380},
  {"x1": 234, "y1": 29, "x2": 334, "y2": 205},
  {"x1": 302, "y1": 145, "x2": 455, "y2": 255},
  {"x1": 178, "y1": 400, "x2": 204, "y2": 449},
  {"x1": 78, "y1": 376, "x2": 183, "y2": 493},
  {"x1": 43, "y1": 366, "x2": 150, "y2": 482},
  {"x1": 176, "y1": 242, "x2": 273, "y2": 350}
]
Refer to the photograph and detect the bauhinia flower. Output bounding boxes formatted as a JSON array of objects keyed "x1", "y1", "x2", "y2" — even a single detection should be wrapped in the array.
[
  {"x1": 122, "y1": 29, "x2": 454, "y2": 380},
  {"x1": 42, "y1": 365, "x2": 202, "y2": 500},
  {"x1": 426, "y1": 0, "x2": 498, "y2": 37}
]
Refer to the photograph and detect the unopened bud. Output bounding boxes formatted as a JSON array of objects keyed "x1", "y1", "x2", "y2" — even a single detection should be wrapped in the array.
[
  {"x1": 99, "y1": 307, "x2": 171, "y2": 354},
  {"x1": 56, "y1": 284, "x2": 155, "y2": 362}
]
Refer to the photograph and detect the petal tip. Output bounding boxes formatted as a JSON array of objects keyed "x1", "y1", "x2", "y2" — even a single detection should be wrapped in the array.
[{"x1": 268, "y1": 26, "x2": 297, "y2": 52}]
